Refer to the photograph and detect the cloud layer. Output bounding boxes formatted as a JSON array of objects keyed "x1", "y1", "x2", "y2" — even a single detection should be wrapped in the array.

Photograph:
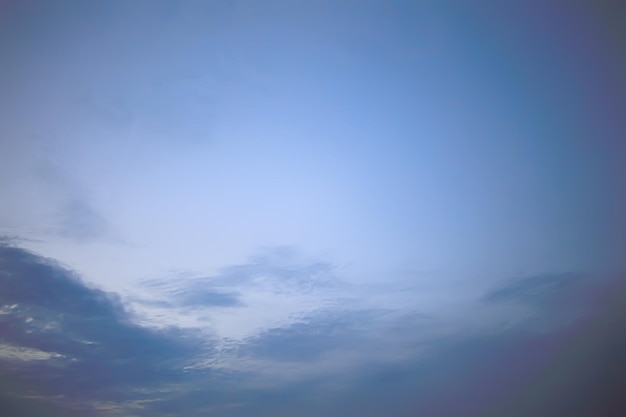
[{"x1": 1, "y1": 241, "x2": 625, "y2": 416}]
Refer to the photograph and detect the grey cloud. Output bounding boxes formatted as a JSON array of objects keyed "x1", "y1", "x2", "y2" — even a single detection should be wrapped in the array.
[
  {"x1": 112, "y1": 286, "x2": 626, "y2": 417},
  {"x1": 0, "y1": 134, "x2": 112, "y2": 244},
  {"x1": 176, "y1": 288, "x2": 243, "y2": 308},
  {"x1": 482, "y1": 272, "x2": 584, "y2": 305},
  {"x1": 141, "y1": 280, "x2": 245, "y2": 309},
  {"x1": 36, "y1": 160, "x2": 112, "y2": 243},
  {"x1": 2, "y1": 240, "x2": 625, "y2": 417},
  {"x1": 0, "y1": 235, "x2": 42, "y2": 245},
  {"x1": 278, "y1": 286, "x2": 626, "y2": 417},
  {"x1": 142, "y1": 246, "x2": 341, "y2": 308},
  {"x1": 238, "y1": 309, "x2": 389, "y2": 363},
  {"x1": 479, "y1": 272, "x2": 615, "y2": 336},
  {"x1": 207, "y1": 247, "x2": 341, "y2": 291},
  {"x1": 482, "y1": 278, "x2": 626, "y2": 417},
  {"x1": 0, "y1": 242, "x2": 203, "y2": 412}
]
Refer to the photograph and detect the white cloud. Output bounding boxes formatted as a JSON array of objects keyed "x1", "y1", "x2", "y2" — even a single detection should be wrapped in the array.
[{"x1": 0, "y1": 343, "x2": 66, "y2": 362}]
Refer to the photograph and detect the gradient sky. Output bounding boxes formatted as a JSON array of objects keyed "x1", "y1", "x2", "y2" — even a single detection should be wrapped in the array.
[{"x1": 1, "y1": 1, "x2": 625, "y2": 416}]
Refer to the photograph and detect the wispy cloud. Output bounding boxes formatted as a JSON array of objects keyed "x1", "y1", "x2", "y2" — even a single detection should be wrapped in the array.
[
  {"x1": 0, "y1": 140, "x2": 113, "y2": 244},
  {"x1": 56, "y1": 198, "x2": 109, "y2": 242},
  {"x1": 133, "y1": 247, "x2": 349, "y2": 343},
  {"x1": 482, "y1": 272, "x2": 584, "y2": 305}
]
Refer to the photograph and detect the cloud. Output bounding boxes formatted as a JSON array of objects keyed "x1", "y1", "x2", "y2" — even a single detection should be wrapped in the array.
[
  {"x1": 56, "y1": 198, "x2": 109, "y2": 242},
  {"x1": 194, "y1": 246, "x2": 341, "y2": 292},
  {"x1": 175, "y1": 288, "x2": 243, "y2": 308},
  {"x1": 0, "y1": 140, "x2": 112, "y2": 243},
  {"x1": 482, "y1": 272, "x2": 584, "y2": 305},
  {"x1": 238, "y1": 310, "x2": 376, "y2": 363},
  {"x1": 140, "y1": 281, "x2": 244, "y2": 309},
  {"x1": 482, "y1": 277, "x2": 626, "y2": 417},
  {"x1": 2, "y1": 240, "x2": 624, "y2": 416},
  {"x1": 0, "y1": 242, "x2": 202, "y2": 413},
  {"x1": 34, "y1": 159, "x2": 113, "y2": 243},
  {"x1": 134, "y1": 247, "x2": 348, "y2": 343},
  {"x1": 479, "y1": 272, "x2": 613, "y2": 333}
]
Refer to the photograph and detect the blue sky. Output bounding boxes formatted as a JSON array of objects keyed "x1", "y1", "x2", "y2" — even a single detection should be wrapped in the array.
[{"x1": 1, "y1": 1, "x2": 625, "y2": 416}]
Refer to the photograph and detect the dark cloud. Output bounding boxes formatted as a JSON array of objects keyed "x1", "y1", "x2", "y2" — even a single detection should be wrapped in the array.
[
  {"x1": 1, "y1": 241, "x2": 624, "y2": 416},
  {"x1": 0, "y1": 242, "x2": 202, "y2": 413},
  {"x1": 252, "y1": 282, "x2": 626, "y2": 417},
  {"x1": 482, "y1": 277, "x2": 626, "y2": 417},
  {"x1": 222, "y1": 274, "x2": 626, "y2": 417},
  {"x1": 126, "y1": 286, "x2": 626, "y2": 417}
]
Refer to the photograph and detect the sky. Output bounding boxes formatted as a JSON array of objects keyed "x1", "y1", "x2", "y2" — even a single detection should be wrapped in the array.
[{"x1": 1, "y1": 1, "x2": 625, "y2": 416}]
